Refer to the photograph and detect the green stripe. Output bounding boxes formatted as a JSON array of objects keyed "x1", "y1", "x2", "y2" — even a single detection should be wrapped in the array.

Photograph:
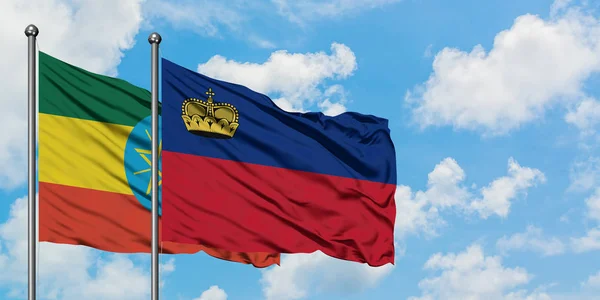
[{"x1": 39, "y1": 51, "x2": 159, "y2": 126}]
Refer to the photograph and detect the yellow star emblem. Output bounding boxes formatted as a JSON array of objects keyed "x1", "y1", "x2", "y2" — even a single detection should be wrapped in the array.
[{"x1": 133, "y1": 129, "x2": 162, "y2": 195}]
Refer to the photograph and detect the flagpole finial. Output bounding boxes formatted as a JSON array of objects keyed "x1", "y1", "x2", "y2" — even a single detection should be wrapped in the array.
[
  {"x1": 148, "y1": 32, "x2": 162, "y2": 44},
  {"x1": 24, "y1": 24, "x2": 39, "y2": 37}
]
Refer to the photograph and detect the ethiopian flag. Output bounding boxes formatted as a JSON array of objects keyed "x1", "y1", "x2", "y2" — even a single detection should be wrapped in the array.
[{"x1": 38, "y1": 51, "x2": 279, "y2": 267}]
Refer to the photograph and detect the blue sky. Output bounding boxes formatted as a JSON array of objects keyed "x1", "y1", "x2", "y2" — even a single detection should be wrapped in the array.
[{"x1": 1, "y1": 0, "x2": 600, "y2": 299}]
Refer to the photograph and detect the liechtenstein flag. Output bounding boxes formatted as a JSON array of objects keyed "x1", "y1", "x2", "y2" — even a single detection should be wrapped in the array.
[{"x1": 161, "y1": 58, "x2": 397, "y2": 267}]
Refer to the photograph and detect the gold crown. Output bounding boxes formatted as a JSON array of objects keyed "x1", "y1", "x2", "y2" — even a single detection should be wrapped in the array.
[{"x1": 181, "y1": 88, "x2": 239, "y2": 139}]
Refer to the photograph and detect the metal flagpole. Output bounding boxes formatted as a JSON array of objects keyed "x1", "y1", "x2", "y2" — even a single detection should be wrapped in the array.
[
  {"x1": 25, "y1": 24, "x2": 39, "y2": 300},
  {"x1": 148, "y1": 32, "x2": 162, "y2": 300}
]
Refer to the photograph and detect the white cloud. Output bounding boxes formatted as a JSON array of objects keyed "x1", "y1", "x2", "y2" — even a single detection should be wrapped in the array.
[
  {"x1": 0, "y1": 0, "x2": 145, "y2": 189},
  {"x1": 197, "y1": 42, "x2": 357, "y2": 114},
  {"x1": 570, "y1": 188, "x2": 600, "y2": 253},
  {"x1": 503, "y1": 289, "x2": 553, "y2": 300},
  {"x1": 584, "y1": 188, "x2": 600, "y2": 222},
  {"x1": 317, "y1": 85, "x2": 348, "y2": 116},
  {"x1": 571, "y1": 228, "x2": 600, "y2": 253},
  {"x1": 143, "y1": 0, "x2": 243, "y2": 37},
  {"x1": 396, "y1": 157, "x2": 545, "y2": 239},
  {"x1": 247, "y1": 35, "x2": 277, "y2": 49},
  {"x1": 260, "y1": 251, "x2": 393, "y2": 300},
  {"x1": 143, "y1": 0, "x2": 396, "y2": 47},
  {"x1": 394, "y1": 185, "x2": 445, "y2": 239},
  {"x1": 565, "y1": 97, "x2": 600, "y2": 137},
  {"x1": 569, "y1": 156, "x2": 600, "y2": 192},
  {"x1": 67, "y1": 256, "x2": 150, "y2": 300},
  {"x1": 406, "y1": 4, "x2": 600, "y2": 135},
  {"x1": 394, "y1": 158, "x2": 468, "y2": 239},
  {"x1": 423, "y1": 44, "x2": 434, "y2": 58},
  {"x1": 409, "y1": 244, "x2": 537, "y2": 300},
  {"x1": 159, "y1": 257, "x2": 176, "y2": 288},
  {"x1": 581, "y1": 270, "x2": 600, "y2": 290},
  {"x1": 550, "y1": 0, "x2": 574, "y2": 17},
  {"x1": 422, "y1": 157, "x2": 471, "y2": 209},
  {"x1": 193, "y1": 285, "x2": 228, "y2": 300},
  {"x1": 0, "y1": 196, "x2": 174, "y2": 299},
  {"x1": 160, "y1": 258, "x2": 175, "y2": 273},
  {"x1": 496, "y1": 225, "x2": 566, "y2": 256},
  {"x1": 469, "y1": 158, "x2": 546, "y2": 219},
  {"x1": 318, "y1": 99, "x2": 347, "y2": 116},
  {"x1": 272, "y1": 0, "x2": 401, "y2": 25}
]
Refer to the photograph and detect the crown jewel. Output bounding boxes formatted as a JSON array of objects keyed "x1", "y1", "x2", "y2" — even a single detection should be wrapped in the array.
[{"x1": 182, "y1": 88, "x2": 239, "y2": 138}]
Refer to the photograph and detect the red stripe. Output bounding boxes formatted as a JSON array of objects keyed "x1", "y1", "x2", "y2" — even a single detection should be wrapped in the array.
[
  {"x1": 162, "y1": 151, "x2": 396, "y2": 266},
  {"x1": 39, "y1": 182, "x2": 280, "y2": 267}
]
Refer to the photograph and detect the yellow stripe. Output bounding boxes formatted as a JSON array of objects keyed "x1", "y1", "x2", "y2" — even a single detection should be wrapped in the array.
[{"x1": 39, "y1": 113, "x2": 134, "y2": 195}]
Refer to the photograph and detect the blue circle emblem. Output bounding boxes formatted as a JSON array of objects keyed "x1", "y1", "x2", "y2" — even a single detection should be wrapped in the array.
[{"x1": 124, "y1": 115, "x2": 162, "y2": 215}]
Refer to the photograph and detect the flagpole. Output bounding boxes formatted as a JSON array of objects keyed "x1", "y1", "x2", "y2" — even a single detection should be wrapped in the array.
[
  {"x1": 25, "y1": 24, "x2": 39, "y2": 300},
  {"x1": 148, "y1": 32, "x2": 162, "y2": 300}
]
